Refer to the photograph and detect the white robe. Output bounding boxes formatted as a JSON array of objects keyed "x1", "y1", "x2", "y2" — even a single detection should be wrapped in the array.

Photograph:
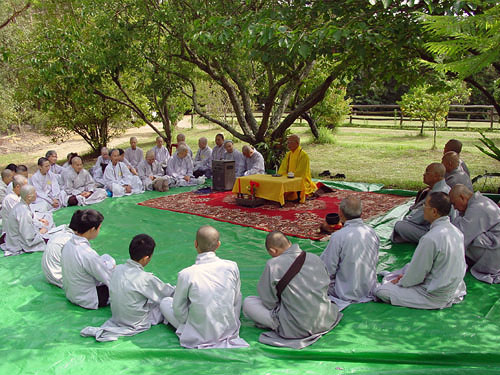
[
  {"x1": 243, "y1": 244, "x2": 342, "y2": 349},
  {"x1": 160, "y1": 251, "x2": 248, "y2": 349},
  {"x1": 151, "y1": 145, "x2": 171, "y2": 167},
  {"x1": 376, "y1": 216, "x2": 467, "y2": 309},
  {"x1": 193, "y1": 146, "x2": 212, "y2": 172},
  {"x1": 1, "y1": 201, "x2": 46, "y2": 256},
  {"x1": 445, "y1": 167, "x2": 474, "y2": 191},
  {"x1": 320, "y1": 218, "x2": 380, "y2": 310},
  {"x1": 166, "y1": 154, "x2": 204, "y2": 187},
  {"x1": 29, "y1": 170, "x2": 67, "y2": 210},
  {"x1": 81, "y1": 259, "x2": 175, "y2": 342},
  {"x1": 224, "y1": 150, "x2": 246, "y2": 177},
  {"x1": 137, "y1": 159, "x2": 170, "y2": 191},
  {"x1": 0, "y1": 180, "x2": 8, "y2": 209},
  {"x1": 90, "y1": 156, "x2": 110, "y2": 179},
  {"x1": 211, "y1": 144, "x2": 226, "y2": 161},
  {"x1": 124, "y1": 147, "x2": 144, "y2": 168},
  {"x1": 103, "y1": 162, "x2": 144, "y2": 197},
  {"x1": 244, "y1": 150, "x2": 265, "y2": 176},
  {"x1": 41, "y1": 225, "x2": 74, "y2": 288},
  {"x1": 62, "y1": 168, "x2": 107, "y2": 206},
  {"x1": 452, "y1": 192, "x2": 500, "y2": 283},
  {"x1": 1, "y1": 193, "x2": 20, "y2": 233},
  {"x1": 61, "y1": 234, "x2": 115, "y2": 309}
]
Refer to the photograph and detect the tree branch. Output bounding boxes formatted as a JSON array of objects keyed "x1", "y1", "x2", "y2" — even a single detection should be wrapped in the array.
[{"x1": 0, "y1": 2, "x2": 31, "y2": 30}]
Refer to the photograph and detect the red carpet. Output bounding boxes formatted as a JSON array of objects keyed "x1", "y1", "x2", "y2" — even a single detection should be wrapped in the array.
[{"x1": 138, "y1": 189, "x2": 410, "y2": 240}]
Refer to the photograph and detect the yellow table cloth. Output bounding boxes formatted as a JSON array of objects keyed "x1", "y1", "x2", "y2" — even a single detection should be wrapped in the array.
[{"x1": 232, "y1": 174, "x2": 306, "y2": 206}]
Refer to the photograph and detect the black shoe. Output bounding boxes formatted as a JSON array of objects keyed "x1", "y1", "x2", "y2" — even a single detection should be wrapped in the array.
[
  {"x1": 333, "y1": 173, "x2": 346, "y2": 179},
  {"x1": 319, "y1": 170, "x2": 331, "y2": 177}
]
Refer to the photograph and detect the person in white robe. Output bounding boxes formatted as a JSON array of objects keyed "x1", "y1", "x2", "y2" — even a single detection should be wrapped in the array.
[
  {"x1": 30, "y1": 157, "x2": 67, "y2": 211},
  {"x1": 243, "y1": 231, "x2": 342, "y2": 349},
  {"x1": 242, "y1": 145, "x2": 265, "y2": 176},
  {"x1": 90, "y1": 147, "x2": 111, "y2": 184},
  {"x1": 211, "y1": 133, "x2": 226, "y2": 161},
  {"x1": 61, "y1": 209, "x2": 115, "y2": 309},
  {"x1": 62, "y1": 156, "x2": 107, "y2": 206},
  {"x1": 151, "y1": 136, "x2": 171, "y2": 168},
  {"x1": 160, "y1": 225, "x2": 248, "y2": 349},
  {"x1": 444, "y1": 139, "x2": 470, "y2": 176},
  {"x1": 0, "y1": 169, "x2": 14, "y2": 209},
  {"x1": 1, "y1": 185, "x2": 47, "y2": 256},
  {"x1": 442, "y1": 151, "x2": 474, "y2": 191},
  {"x1": 124, "y1": 137, "x2": 144, "y2": 169},
  {"x1": 223, "y1": 140, "x2": 246, "y2": 177},
  {"x1": 137, "y1": 150, "x2": 171, "y2": 191},
  {"x1": 41, "y1": 225, "x2": 74, "y2": 288},
  {"x1": 81, "y1": 234, "x2": 175, "y2": 341},
  {"x1": 166, "y1": 144, "x2": 205, "y2": 187},
  {"x1": 193, "y1": 137, "x2": 212, "y2": 178},
  {"x1": 175, "y1": 134, "x2": 193, "y2": 158},
  {"x1": 391, "y1": 163, "x2": 451, "y2": 244},
  {"x1": 320, "y1": 196, "x2": 380, "y2": 311},
  {"x1": 450, "y1": 184, "x2": 500, "y2": 283},
  {"x1": 1, "y1": 175, "x2": 28, "y2": 234},
  {"x1": 103, "y1": 149, "x2": 144, "y2": 197},
  {"x1": 376, "y1": 192, "x2": 467, "y2": 309},
  {"x1": 45, "y1": 150, "x2": 65, "y2": 185},
  {"x1": 118, "y1": 148, "x2": 139, "y2": 176}
]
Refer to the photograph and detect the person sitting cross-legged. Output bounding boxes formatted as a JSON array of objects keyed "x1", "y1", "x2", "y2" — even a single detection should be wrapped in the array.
[
  {"x1": 375, "y1": 192, "x2": 467, "y2": 309},
  {"x1": 62, "y1": 156, "x2": 108, "y2": 206},
  {"x1": 193, "y1": 137, "x2": 212, "y2": 178},
  {"x1": 166, "y1": 144, "x2": 205, "y2": 187},
  {"x1": 242, "y1": 145, "x2": 265, "y2": 176},
  {"x1": 137, "y1": 150, "x2": 171, "y2": 192},
  {"x1": 103, "y1": 149, "x2": 144, "y2": 197},
  {"x1": 444, "y1": 139, "x2": 469, "y2": 176},
  {"x1": 442, "y1": 151, "x2": 474, "y2": 191}
]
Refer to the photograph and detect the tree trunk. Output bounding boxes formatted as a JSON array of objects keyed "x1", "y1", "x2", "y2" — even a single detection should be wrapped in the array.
[
  {"x1": 420, "y1": 120, "x2": 424, "y2": 135},
  {"x1": 300, "y1": 112, "x2": 319, "y2": 139},
  {"x1": 432, "y1": 119, "x2": 437, "y2": 150}
]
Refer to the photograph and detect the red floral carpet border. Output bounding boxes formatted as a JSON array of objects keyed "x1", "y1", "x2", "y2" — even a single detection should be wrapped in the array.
[{"x1": 138, "y1": 190, "x2": 411, "y2": 240}]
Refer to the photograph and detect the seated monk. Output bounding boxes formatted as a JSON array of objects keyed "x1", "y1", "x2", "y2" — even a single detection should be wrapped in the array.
[
  {"x1": 277, "y1": 134, "x2": 316, "y2": 199},
  {"x1": 450, "y1": 184, "x2": 500, "y2": 283},
  {"x1": 442, "y1": 151, "x2": 473, "y2": 191},
  {"x1": 444, "y1": 139, "x2": 469, "y2": 176}
]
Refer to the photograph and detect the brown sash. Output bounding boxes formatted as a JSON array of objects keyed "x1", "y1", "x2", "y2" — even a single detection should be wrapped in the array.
[{"x1": 276, "y1": 251, "x2": 306, "y2": 303}]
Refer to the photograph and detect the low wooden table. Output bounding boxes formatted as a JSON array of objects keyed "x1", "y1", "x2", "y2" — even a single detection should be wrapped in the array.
[{"x1": 232, "y1": 174, "x2": 306, "y2": 206}]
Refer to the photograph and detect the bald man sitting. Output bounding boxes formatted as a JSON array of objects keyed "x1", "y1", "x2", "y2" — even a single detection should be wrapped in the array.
[
  {"x1": 1, "y1": 185, "x2": 48, "y2": 256},
  {"x1": 193, "y1": 137, "x2": 212, "y2": 178},
  {"x1": 175, "y1": 134, "x2": 193, "y2": 158},
  {"x1": 243, "y1": 231, "x2": 342, "y2": 349},
  {"x1": 442, "y1": 151, "x2": 473, "y2": 191},
  {"x1": 450, "y1": 184, "x2": 500, "y2": 283},
  {"x1": 167, "y1": 144, "x2": 205, "y2": 187},
  {"x1": 1, "y1": 175, "x2": 28, "y2": 240},
  {"x1": 223, "y1": 140, "x2": 246, "y2": 177},
  {"x1": 392, "y1": 163, "x2": 452, "y2": 244},
  {"x1": 376, "y1": 192, "x2": 467, "y2": 309},
  {"x1": 124, "y1": 137, "x2": 144, "y2": 169},
  {"x1": 137, "y1": 150, "x2": 171, "y2": 192},
  {"x1": 151, "y1": 136, "x2": 171, "y2": 168},
  {"x1": 320, "y1": 196, "x2": 380, "y2": 311},
  {"x1": 444, "y1": 139, "x2": 469, "y2": 176},
  {"x1": 62, "y1": 156, "x2": 108, "y2": 206},
  {"x1": 103, "y1": 149, "x2": 144, "y2": 197},
  {"x1": 242, "y1": 145, "x2": 265, "y2": 176},
  {"x1": 0, "y1": 169, "x2": 14, "y2": 209},
  {"x1": 278, "y1": 134, "x2": 317, "y2": 199}
]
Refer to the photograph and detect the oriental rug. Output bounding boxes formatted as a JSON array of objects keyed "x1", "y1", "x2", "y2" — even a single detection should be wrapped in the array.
[{"x1": 138, "y1": 189, "x2": 411, "y2": 240}]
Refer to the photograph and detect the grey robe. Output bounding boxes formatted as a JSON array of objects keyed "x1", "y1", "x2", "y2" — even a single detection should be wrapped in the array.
[
  {"x1": 167, "y1": 252, "x2": 248, "y2": 349},
  {"x1": 61, "y1": 234, "x2": 114, "y2": 309},
  {"x1": 80, "y1": 259, "x2": 175, "y2": 342},
  {"x1": 445, "y1": 167, "x2": 474, "y2": 191},
  {"x1": 376, "y1": 216, "x2": 467, "y2": 309},
  {"x1": 211, "y1": 144, "x2": 226, "y2": 161},
  {"x1": 452, "y1": 192, "x2": 500, "y2": 283},
  {"x1": 137, "y1": 159, "x2": 168, "y2": 191},
  {"x1": 392, "y1": 179, "x2": 451, "y2": 244},
  {"x1": 30, "y1": 170, "x2": 67, "y2": 210},
  {"x1": 255, "y1": 244, "x2": 342, "y2": 348},
  {"x1": 460, "y1": 159, "x2": 470, "y2": 176},
  {"x1": 244, "y1": 150, "x2": 265, "y2": 176},
  {"x1": 103, "y1": 162, "x2": 143, "y2": 195},
  {"x1": 193, "y1": 146, "x2": 212, "y2": 172},
  {"x1": 151, "y1": 145, "x2": 170, "y2": 166},
  {"x1": 62, "y1": 168, "x2": 107, "y2": 206},
  {"x1": 166, "y1": 154, "x2": 204, "y2": 187},
  {"x1": 2, "y1": 201, "x2": 46, "y2": 256},
  {"x1": 320, "y1": 218, "x2": 379, "y2": 310},
  {"x1": 41, "y1": 225, "x2": 73, "y2": 288},
  {"x1": 124, "y1": 147, "x2": 144, "y2": 168},
  {"x1": 0, "y1": 180, "x2": 8, "y2": 209},
  {"x1": 1, "y1": 193, "x2": 20, "y2": 233},
  {"x1": 224, "y1": 150, "x2": 246, "y2": 177}
]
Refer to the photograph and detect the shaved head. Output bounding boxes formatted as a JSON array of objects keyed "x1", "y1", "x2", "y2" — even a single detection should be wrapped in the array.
[
  {"x1": 427, "y1": 163, "x2": 446, "y2": 178},
  {"x1": 146, "y1": 150, "x2": 155, "y2": 158},
  {"x1": 339, "y1": 196, "x2": 362, "y2": 220},
  {"x1": 20, "y1": 184, "x2": 36, "y2": 201},
  {"x1": 1, "y1": 169, "x2": 14, "y2": 182},
  {"x1": 265, "y1": 231, "x2": 291, "y2": 252},
  {"x1": 444, "y1": 139, "x2": 462, "y2": 154},
  {"x1": 12, "y1": 175, "x2": 27, "y2": 188},
  {"x1": 442, "y1": 151, "x2": 459, "y2": 171},
  {"x1": 450, "y1": 184, "x2": 473, "y2": 200},
  {"x1": 177, "y1": 133, "x2": 186, "y2": 142},
  {"x1": 196, "y1": 225, "x2": 220, "y2": 252}
]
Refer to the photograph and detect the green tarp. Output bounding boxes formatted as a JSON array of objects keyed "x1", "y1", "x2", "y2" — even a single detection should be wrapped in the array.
[{"x1": 1, "y1": 182, "x2": 499, "y2": 374}]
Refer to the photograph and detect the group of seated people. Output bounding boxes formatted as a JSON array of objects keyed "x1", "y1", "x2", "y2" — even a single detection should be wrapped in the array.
[{"x1": 1, "y1": 137, "x2": 499, "y2": 350}]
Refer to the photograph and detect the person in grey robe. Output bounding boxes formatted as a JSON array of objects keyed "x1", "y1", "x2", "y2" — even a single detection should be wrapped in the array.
[
  {"x1": 160, "y1": 225, "x2": 248, "y2": 349},
  {"x1": 242, "y1": 145, "x2": 265, "y2": 176},
  {"x1": 30, "y1": 157, "x2": 67, "y2": 211},
  {"x1": 175, "y1": 134, "x2": 193, "y2": 157},
  {"x1": 376, "y1": 192, "x2": 467, "y2": 309},
  {"x1": 223, "y1": 140, "x2": 246, "y2": 177},
  {"x1": 166, "y1": 145, "x2": 205, "y2": 187},
  {"x1": 137, "y1": 150, "x2": 171, "y2": 191},
  {"x1": 211, "y1": 133, "x2": 226, "y2": 161},
  {"x1": 320, "y1": 196, "x2": 380, "y2": 311},
  {"x1": 150, "y1": 136, "x2": 170, "y2": 168},
  {"x1": 46, "y1": 150, "x2": 65, "y2": 185},
  {"x1": 41, "y1": 225, "x2": 74, "y2": 288},
  {"x1": 450, "y1": 184, "x2": 500, "y2": 283},
  {"x1": 392, "y1": 163, "x2": 451, "y2": 244},
  {"x1": 444, "y1": 139, "x2": 470, "y2": 176},
  {"x1": 193, "y1": 137, "x2": 212, "y2": 178},
  {"x1": 1, "y1": 175, "x2": 28, "y2": 234},
  {"x1": 103, "y1": 149, "x2": 144, "y2": 197},
  {"x1": 442, "y1": 151, "x2": 474, "y2": 191},
  {"x1": 62, "y1": 156, "x2": 107, "y2": 206},
  {"x1": 124, "y1": 137, "x2": 144, "y2": 169},
  {"x1": 90, "y1": 147, "x2": 110, "y2": 180},
  {"x1": 61, "y1": 209, "x2": 115, "y2": 309},
  {"x1": 81, "y1": 234, "x2": 175, "y2": 341},
  {"x1": 243, "y1": 231, "x2": 342, "y2": 349},
  {"x1": 0, "y1": 169, "x2": 14, "y2": 209},
  {"x1": 1, "y1": 185, "x2": 47, "y2": 256}
]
